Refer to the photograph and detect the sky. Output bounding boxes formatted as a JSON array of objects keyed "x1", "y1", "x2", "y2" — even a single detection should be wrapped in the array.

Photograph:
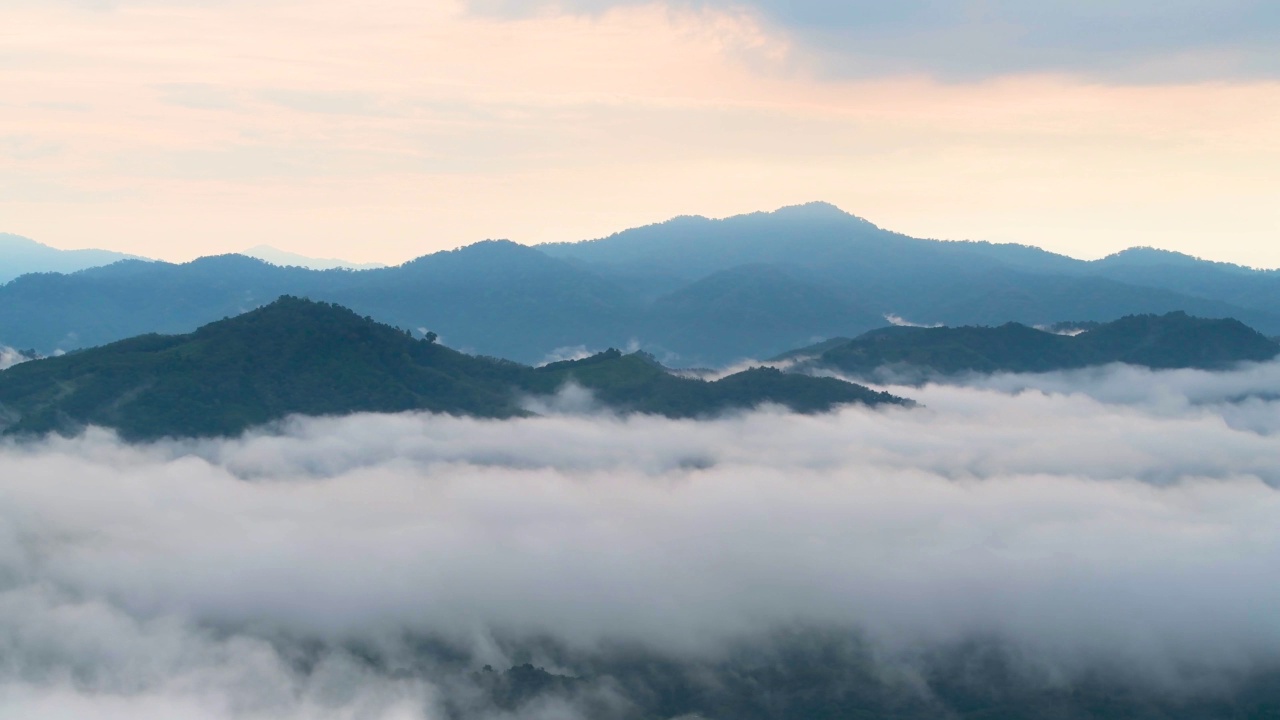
[
  {"x1": 2, "y1": 0, "x2": 1278, "y2": 266},
  {"x1": 2, "y1": 363, "x2": 1280, "y2": 716}
]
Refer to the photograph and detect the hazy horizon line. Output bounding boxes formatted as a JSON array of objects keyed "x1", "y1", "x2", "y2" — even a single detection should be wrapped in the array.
[{"x1": 5, "y1": 200, "x2": 1271, "y2": 271}]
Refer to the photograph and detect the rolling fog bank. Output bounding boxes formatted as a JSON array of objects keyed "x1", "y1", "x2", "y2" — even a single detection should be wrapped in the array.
[{"x1": 2, "y1": 363, "x2": 1279, "y2": 718}]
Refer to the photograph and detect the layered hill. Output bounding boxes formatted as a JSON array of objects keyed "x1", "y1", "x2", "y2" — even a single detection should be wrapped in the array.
[
  {"x1": 0, "y1": 241, "x2": 635, "y2": 362},
  {"x1": 544, "y1": 202, "x2": 1280, "y2": 334},
  {"x1": 787, "y1": 312, "x2": 1280, "y2": 381},
  {"x1": 4, "y1": 203, "x2": 1279, "y2": 365},
  {"x1": 0, "y1": 233, "x2": 141, "y2": 283},
  {"x1": 0, "y1": 297, "x2": 905, "y2": 440}
]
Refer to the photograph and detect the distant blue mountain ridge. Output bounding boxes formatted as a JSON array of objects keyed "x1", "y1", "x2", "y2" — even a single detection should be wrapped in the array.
[
  {"x1": 2, "y1": 203, "x2": 1277, "y2": 366},
  {"x1": 0, "y1": 233, "x2": 142, "y2": 284}
]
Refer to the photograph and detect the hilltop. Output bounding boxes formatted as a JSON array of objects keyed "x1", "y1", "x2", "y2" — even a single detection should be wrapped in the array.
[{"x1": 785, "y1": 312, "x2": 1280, "y2": 381}]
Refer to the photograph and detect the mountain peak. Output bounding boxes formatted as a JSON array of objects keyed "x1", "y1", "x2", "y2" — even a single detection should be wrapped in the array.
[
  {"x1": 765, "y1": 201, "x2": 878, "y2": 227},
  {"x1": 771, "y1": 201, "x2": 847, "y2": 216},
  {"x1": 0, "y1": 233, "x2": 45, "y2": 250},
  {"x1": 0, "y1": 296, "x2": 903, "y2": 438},
  {"x1": 242, "y1": 245, "x2": 384, "y2": 271},
  {"x1": 400, "y1": 238, "x2": 562, "y2": 273},
  {"x1": 1099, "y1": 246, "x2": 1202, "y2": 266},
  {"x1": 183, "y1": 253, "x2": 277, "y2": 272},
  {"x1": 222, "y1": 294, "x2": 355, "y2": 322}
]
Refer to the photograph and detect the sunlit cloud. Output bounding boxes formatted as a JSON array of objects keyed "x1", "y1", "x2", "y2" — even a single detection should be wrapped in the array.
[{"x1": 2, "y1": 0, "x2": 1278, "y2": 267}]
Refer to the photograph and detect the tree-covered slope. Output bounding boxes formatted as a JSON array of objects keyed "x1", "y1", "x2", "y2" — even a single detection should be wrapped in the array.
[
  {"x1": 0, "y1": 297, "x2": 905, "y2": 440},
  {"x1": 0, "y1": 297, "x2": 531, "y2": 439},
  {"x1": 801, "y1": 312, "x2": 1280, "y2": 380},
  {"x1": 638, "y1": 264, "x2": 883, "y2": 364}
]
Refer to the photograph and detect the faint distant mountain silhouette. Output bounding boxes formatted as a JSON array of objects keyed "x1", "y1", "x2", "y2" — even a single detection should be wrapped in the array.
[
  {"x1": 0, "y1": 233, "x2": 143, "y2": 283},
  {"x1": 242, "y1": 244, "x2": 386, "y2": 271}
]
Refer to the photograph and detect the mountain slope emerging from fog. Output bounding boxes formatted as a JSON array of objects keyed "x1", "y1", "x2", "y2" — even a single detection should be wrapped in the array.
[
  {"x1": 792, "y1": 312, "x2": 1280, "y2": 380},
  {"x1": 6, "y1": 203, "x2": 1280, "y2": 364},
  {"x1": 0, "y1": 233, "x2": 141, "y2": 283},
  {"x1": 0, "y1": 297, "x2": 904, "y2": 439}
]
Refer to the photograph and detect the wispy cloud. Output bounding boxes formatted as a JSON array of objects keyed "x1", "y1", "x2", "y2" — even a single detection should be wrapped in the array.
[
  {"x1": 884, "y1": 313, "x2": 942, "y2": 328},
  {"x1": 0, "y1": 347, "x2": 34, "y2": 370},
  {"x1": 480, "y1": 1, "x2": 1280, "y2": 82},
  {"x1": 155, "y1": 82, "x2": 241, "y2": 110}
]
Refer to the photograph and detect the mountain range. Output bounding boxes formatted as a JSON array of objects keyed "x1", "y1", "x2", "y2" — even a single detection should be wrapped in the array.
[
  {"x1": 780, "y1": 312, "x2": 1280, "y2": 382},
  {"x1": 0, "y1": 233, "x2": 384, "y2": 281},
  {"x1": 0, "y1": 233, "x2": 141, "y2": 284},
  {"x1": 3, "y1": 202, "x2": 1279, "y2": 366},
  {"x1": 0, "y1": 297, "x2": 903, "y2": 440},
  {"x1": 4, "y1": 295, "x2": 1273, "y2": 440}
]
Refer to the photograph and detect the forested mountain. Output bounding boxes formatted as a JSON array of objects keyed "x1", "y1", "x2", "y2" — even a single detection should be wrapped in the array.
[
  {"x1": 0, "y1": 233, "x2": 141, "y2": 283},
  {"x1": 637, "y1": 264, "x2": 884, "y2": 362},
  {"x1": 787, "y1": 312, "x2": 1280, "y2": 381},
  {"x1": 3, "y1": 203, "x2": 1278, "y2": 366},
  {"x1": 0, "y1": 241, "x2": 638, "y2": 362},
  {"x1": 0, "y1": 297, "x2": 903, "y2": 440},
  {"x1": 544, "y1": 202, "x2": 1280, "y2": 334}
]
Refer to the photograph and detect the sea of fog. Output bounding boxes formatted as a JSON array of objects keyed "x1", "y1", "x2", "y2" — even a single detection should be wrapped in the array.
[{"x1": 2, "y1": 361, "x2": 1280, "y2": 718}]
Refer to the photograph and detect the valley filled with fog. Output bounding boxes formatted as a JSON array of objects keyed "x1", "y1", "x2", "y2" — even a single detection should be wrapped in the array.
[{"x1": 2, "y1": 361, "x2": 1279, "y2": 718}]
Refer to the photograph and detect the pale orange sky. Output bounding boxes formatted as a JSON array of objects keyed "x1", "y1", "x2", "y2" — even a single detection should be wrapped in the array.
[{"x1": 2, "y1": 0, "x2": 1278, "y2": 266}]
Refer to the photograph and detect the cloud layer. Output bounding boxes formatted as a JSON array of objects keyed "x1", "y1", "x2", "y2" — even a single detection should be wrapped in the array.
[
  {"x1": 2, "y1": 362, "x2": 1280, "y2": 716},
  {"x1": 480, "y1": 0, "x2": 1280, "y2": 81}
]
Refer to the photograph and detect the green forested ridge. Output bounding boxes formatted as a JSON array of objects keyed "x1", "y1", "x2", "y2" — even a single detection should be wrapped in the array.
[
  {"x1": 792, "y1": 312, "x2": 1280, "y2": 380},
  {"x1": 0, "y1": 297, "x2": 905, "y2": 440}
]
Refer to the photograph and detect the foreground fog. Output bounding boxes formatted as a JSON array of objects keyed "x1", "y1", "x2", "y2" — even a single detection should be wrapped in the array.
[{"x1": 2, "y1": 362, "x2": 1280, "y2": 718}]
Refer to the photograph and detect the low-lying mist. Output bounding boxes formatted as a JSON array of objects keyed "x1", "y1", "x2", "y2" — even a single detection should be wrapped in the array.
[
  {"x1": 0, "y1": 345, "x2": 31, "y2": 371},
  {"x1": 3, "y1": 362, "x2": 1280, "y2": 718}
]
